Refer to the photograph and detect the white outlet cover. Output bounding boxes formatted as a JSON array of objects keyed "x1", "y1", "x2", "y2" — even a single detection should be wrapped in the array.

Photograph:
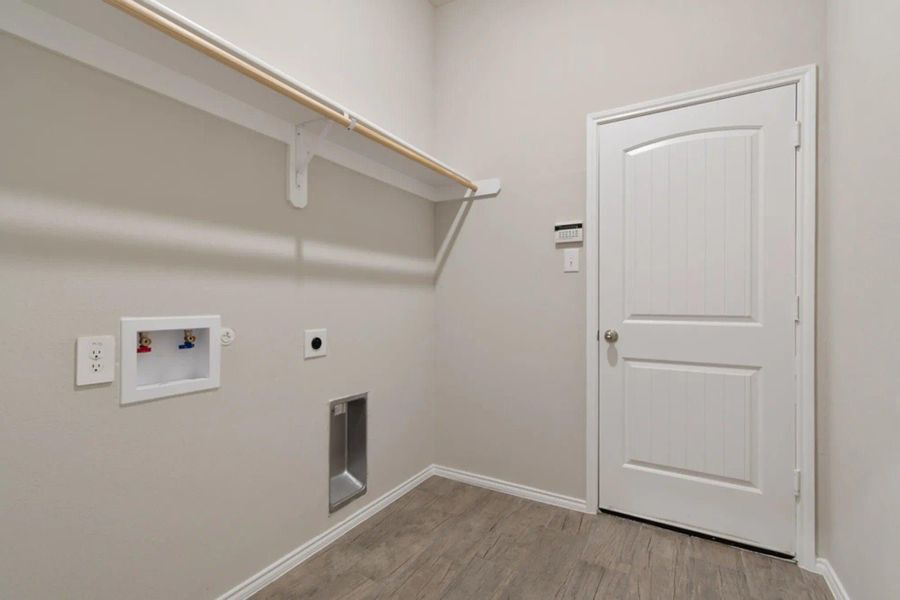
[
  {"x1": 304, "y1": 329, "x2": 327, "y2": 359},
  {"x1": 564, "y1": 247, "x2": 580, "y2": 272},
  {"x1": 76, "y1": 335, "x2": 116, "y2": 386}
]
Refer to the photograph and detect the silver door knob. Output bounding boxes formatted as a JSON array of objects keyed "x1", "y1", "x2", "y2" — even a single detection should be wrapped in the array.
[{"x1": 603, "y1": 329, "x2": 619, "y2": 343}]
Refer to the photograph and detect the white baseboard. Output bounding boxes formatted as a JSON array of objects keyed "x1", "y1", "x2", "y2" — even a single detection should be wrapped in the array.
[
  {"x1": 215, "y1": 465, "x2": 434, "y2": 600},
  {"x1": 216, "y1": 464, "x2": 589, "y2": 598},
  {"x1": 432, "y1": 464, "x2": 589, "y2": 513},
  {"x1": 218, "y1": 462, "x2": 854, "y2": 600},
  {"x1": 816, "y1": 558, "x2": 850, "y2": 600}
]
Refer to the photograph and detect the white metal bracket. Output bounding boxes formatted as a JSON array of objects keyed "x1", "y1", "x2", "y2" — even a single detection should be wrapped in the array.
[
  {"x1": 289, "y1": 121, "x2": 334, "y2": 208},
  {"x1": 467, "y1": 178, "x2": 502, "y2": 201},
  {"x1": 434, "y1": 178, "x2": 503, "y2": 202}
]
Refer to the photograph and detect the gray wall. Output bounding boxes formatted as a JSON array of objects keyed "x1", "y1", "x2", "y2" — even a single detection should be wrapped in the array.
[
  {"x1": 432, "y1": 0, "x2": 825, "y2": 500},
  {"x1": 0, "y1": 34, "x2": 436, "y2": 599},
  {"x1": 80, "y1": 0, "x2": 438, "y2": 149},
  {"x1": 818, "y1": 1, "x2": 900, "y2": 597},
  {"x1": 4, "y1": 1, "x2": 899, "y2": 597}
]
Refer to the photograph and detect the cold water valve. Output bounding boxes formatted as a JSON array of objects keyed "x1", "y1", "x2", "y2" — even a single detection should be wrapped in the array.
[{"x1": 178, "y1": 329, "x2": 196, "y2": 350}]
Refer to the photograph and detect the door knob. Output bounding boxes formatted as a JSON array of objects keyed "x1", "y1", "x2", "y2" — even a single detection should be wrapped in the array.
[{"x1": 603, "y1": 329, "x2": 619, "y2": 343}]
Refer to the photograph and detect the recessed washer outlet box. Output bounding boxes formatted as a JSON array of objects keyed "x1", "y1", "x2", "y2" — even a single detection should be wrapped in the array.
[
  {"x1": 329, "y1": 393, "x2": 367, "y2": 513},
  {"x1": 120, "y1": 315, "x2": 221, "y2": 405}
]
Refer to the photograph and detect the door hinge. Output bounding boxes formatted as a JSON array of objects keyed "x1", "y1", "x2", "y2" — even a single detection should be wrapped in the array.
[
  {"x1": 597, "y1": 329, "x2": 600, "y2": 342},
  {"x1": 791, "y1": 121, "x2": 801, "y2": 149},
  {"x1": 794, "y1": 295, "x2": 801, "y2": 322},
  {"x1": 793, "y1": 469, "x2": 801, "y2": 497}
]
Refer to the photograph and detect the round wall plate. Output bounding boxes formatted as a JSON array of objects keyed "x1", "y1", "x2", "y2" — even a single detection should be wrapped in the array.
[{"x1": 220, "y1": 327, "x2": 236, "y2": 346}]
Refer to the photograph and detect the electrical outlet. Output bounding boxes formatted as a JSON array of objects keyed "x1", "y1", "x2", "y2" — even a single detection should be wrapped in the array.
[
  {"x1": 76, "y1": 335, "x2": 115, "y2": 386},
  {"x1": 304, "y1": 329, "x2": 327, "y2": 359}
]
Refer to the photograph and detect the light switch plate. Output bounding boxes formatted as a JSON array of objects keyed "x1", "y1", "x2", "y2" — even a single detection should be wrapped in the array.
[
  {"x1": 76, "y1": 335, "x2": 116, "y2": 386},
  {"x1": 564, "y1": 248, "x2": 580, "y2": 272},
  {"x1": 305, "y1": 329, "x2": 327, "y2": 358}
]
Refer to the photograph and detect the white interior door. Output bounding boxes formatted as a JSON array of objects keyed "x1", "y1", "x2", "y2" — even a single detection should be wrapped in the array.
[{"x1": 595, "y1": 84, "x2": 798, "y2": 554}]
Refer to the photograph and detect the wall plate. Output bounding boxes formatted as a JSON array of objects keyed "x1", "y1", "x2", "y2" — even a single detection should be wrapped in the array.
[
  {"x1": 76, "y1": 335, "x2": 116, "y2": 386},
  {"x1": 564, "y1": 247, "x2": 580, "y2": 272},
  {"x1": 305, "y1": 329, "x2": 327, "y2": 359},
  {"x1": 120, "y1": 315, "x2": 221, "y2": 405},
  {"x1": 220, "y1": 327, "x2": 236, "y2": 346}
]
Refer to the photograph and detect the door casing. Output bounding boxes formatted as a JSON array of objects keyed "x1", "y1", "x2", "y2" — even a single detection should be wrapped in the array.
[{"x1": 584, "y1": 65, "x2": 817, "y2": 569}]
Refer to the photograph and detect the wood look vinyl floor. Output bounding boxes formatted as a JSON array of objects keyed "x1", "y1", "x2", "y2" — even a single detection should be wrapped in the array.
[{"x1": 252, "y1": 477, "x2": 831, "y2": 600}]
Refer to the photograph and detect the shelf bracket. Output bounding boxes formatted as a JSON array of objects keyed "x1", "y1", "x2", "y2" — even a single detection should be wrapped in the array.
[
  {"x1": 289, "y1": 121, "x2": 334, "y2": 208},
  {"x1": 466, "y1": 179, "x2": 502, "y2": 201},
  {"x1": 434, "y1": 178, "x2": 503, "y2": 202}
]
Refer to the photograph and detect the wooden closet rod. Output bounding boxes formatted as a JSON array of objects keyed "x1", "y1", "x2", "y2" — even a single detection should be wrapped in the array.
[{"x1": 104, "y1": 0, "x2": 478, "y2": 192}]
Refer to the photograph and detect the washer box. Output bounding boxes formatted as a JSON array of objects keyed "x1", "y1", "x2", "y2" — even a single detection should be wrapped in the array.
[{"x1": 120, "y1": 315, "x2": 221, "y2": 405}]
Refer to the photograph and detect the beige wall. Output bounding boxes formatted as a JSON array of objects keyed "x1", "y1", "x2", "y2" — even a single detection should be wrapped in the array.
[
  {"x1": 432, "y1": 0, "x2": 825, "y2": 499},
  {"x1": 0, "y1": 34, "x2": 436, "y2": 600},
  {"x1": 818, "y1": 0, "x2": 900, "y2": 597},
  {"x1": 157, "y1": 0, "x2": 437, "y2": 150},
  {"x1": 5, "y1": 1, "x2": 899, "y2": 598}
]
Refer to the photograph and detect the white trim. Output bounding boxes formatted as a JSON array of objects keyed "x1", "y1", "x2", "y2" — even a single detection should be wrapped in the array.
[
  {"x1": 584, "y1": 104, "x2": 601, "y2": 514},
  {"x1": 586, "y1": 66, "x2": 817, "y2": 125},
  {"x1": 816, "y1": 558, "x2": 851, "y2": 600},
  {"x1": 584, "y1": 65, "x2": 817, "y2": 566},
  {"x1": 433, "y1": 465, "x2": 589, "y2": 513},
  {"x1": 216, "y1": 464, "x2": 588, "y2": 598},
  {"x1": 794, "y1": 65, "x2": 818, "y2": 571},
  {"x1": 216, "y1": 465, "x2": 435, "y2": 600}
]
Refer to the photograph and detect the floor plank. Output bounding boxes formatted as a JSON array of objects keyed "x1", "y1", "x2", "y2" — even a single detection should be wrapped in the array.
[{"x1": 251, "y1": 477, "x2": 831, "y2": 600}]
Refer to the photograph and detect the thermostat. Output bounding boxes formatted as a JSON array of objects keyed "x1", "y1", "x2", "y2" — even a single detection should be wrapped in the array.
[{"x1": 555, "y1": 222, "x2": 583, "y2": 244}]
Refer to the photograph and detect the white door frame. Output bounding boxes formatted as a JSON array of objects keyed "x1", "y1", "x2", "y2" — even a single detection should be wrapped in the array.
[{"x1": 584, "y1": 65, "x2": 817, "y2": 569}]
